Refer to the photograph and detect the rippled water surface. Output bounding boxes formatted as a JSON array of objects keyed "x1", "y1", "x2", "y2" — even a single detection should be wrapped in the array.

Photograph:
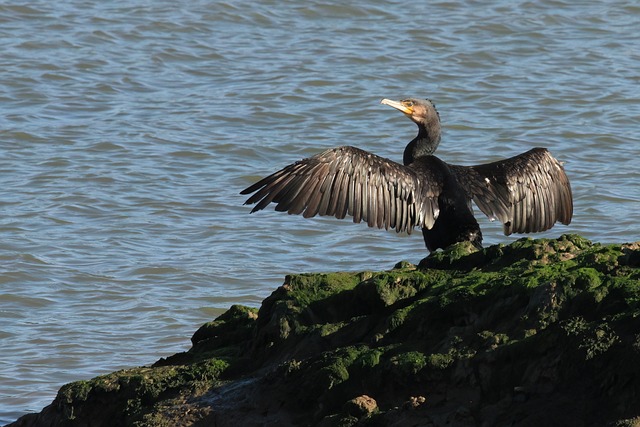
[{"x1": 2, "y1": 0, "x2": 640, "y2": 422}]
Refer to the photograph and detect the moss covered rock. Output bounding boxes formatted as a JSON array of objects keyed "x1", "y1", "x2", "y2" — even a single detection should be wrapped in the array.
[{"x1": 10, "y1": 235, "x2": 640, "y2": 427}]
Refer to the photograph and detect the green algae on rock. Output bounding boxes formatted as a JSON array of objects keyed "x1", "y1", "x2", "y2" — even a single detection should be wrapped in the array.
[{"x1": 9, "y1": 234, "x2": 640, "y2": 427}]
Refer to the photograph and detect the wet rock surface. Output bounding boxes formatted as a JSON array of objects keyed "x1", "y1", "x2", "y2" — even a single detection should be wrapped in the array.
[{"x1": 9, "y1": 235, "x2": 640, "y2": 427}]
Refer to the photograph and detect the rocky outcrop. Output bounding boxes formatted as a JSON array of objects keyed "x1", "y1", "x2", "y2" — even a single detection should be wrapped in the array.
[{"x1": 9, "y1": 235, "x2": 640, "y2": 427}]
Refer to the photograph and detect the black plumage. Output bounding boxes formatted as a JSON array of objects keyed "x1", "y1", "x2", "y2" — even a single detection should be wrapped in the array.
[{"x1": 241, "y1": 98, "x2": 573, "y2": 252}]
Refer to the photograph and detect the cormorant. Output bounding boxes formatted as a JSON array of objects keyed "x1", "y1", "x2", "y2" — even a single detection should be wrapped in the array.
[{"x1": 240, "y1": 98, "x2": 573, "y2": 252}]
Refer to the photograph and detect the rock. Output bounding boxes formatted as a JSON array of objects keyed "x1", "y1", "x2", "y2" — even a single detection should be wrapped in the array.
[
  {"x1": 407, "y1": 395, "x2": 426, "y2": 408},
  {"x1": 613, "y1": 417, "x2": 640, "y2": 427},
  {"x1": 9, "y1": 234, "x2": 640, "y2": 427},
  {"x1": 343, "y1": 395, "x2": 378, "y2": 417}
]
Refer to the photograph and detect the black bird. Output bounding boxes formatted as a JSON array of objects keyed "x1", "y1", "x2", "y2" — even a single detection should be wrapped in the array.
[{"x1": 240, "y1": 98, "x2": 573, "y2": 252}]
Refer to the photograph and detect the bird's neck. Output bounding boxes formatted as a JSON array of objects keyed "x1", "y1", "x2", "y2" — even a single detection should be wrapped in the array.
[{"x1": 403, "y1": 123, "x2": 441, "y2": 165}]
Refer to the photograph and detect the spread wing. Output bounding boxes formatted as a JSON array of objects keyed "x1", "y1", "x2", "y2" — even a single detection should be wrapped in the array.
[
  {"x1": 452, "y1": 148, "x2": 573, "y2": 235},
  {"x1": 240, "y1": 146, "x2": 443, "y2": 233}
]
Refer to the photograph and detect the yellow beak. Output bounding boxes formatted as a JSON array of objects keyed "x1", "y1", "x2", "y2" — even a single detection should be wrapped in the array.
[{"x1": 380, "y1": 98, "x2": 413, "y2": 115}]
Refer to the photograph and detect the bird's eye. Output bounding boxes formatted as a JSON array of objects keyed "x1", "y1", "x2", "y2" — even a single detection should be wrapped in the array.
[{"x1": 405, "y1": 101, "x2": 414, "y2": 107}]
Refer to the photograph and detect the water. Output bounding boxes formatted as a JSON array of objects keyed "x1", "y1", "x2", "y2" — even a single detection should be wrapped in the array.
[{"x1": 1, "y1": 0, "x2": 639, "y2": 423}]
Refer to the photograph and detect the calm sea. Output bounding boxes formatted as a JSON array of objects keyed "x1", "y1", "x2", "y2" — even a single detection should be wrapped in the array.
[{"x1": 2, "y1": 0, "x2": 639, "y2": 423}]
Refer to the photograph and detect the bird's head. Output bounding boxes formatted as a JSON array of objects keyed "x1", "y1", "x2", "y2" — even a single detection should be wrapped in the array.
[
  {"x1": 381, "y1": 98, "x2": 442, "y2": 161},
  {"x1": 380, "y1": 98, "x2": 440, "y2": 125}
]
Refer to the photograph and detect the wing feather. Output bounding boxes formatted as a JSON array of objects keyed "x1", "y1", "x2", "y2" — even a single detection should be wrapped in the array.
[
  {"x1": 452, "y1": 148, "x2": 573, "y2": 235},
  {"x1": 241, "y1": 146, "x2": 442, "y2": 233}
]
